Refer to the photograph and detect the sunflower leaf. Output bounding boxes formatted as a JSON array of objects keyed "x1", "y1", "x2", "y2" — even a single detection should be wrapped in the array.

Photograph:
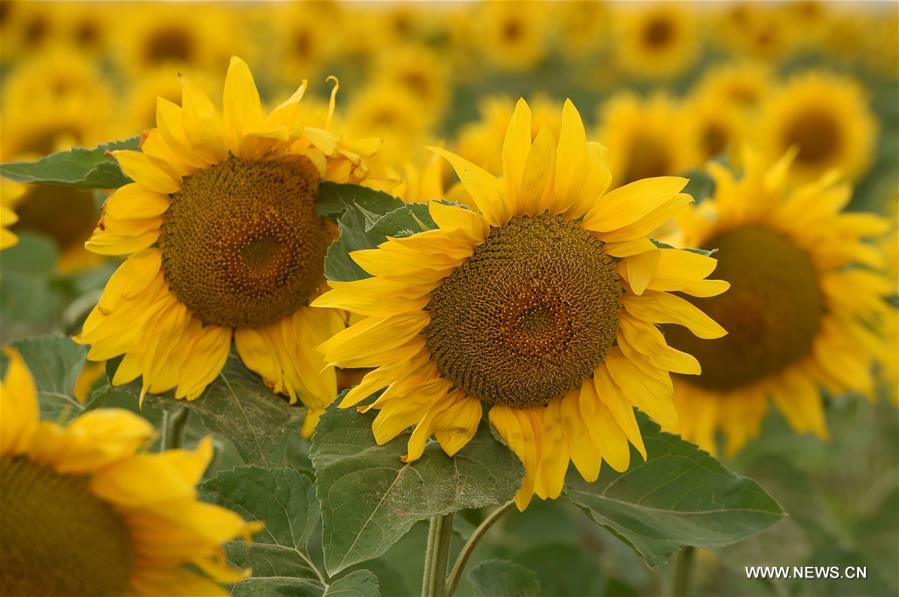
[
  {"x1": 564, "y1": 415, "x2": 785, "y2": 567},
  {"x1": 468, "y1": 559, "x2": 541, "y2": 597},
  {"x1": 310, "y1": 403, "x2": 523, "y2": 575},
  {"x1": 0, "y1": 136, "x2": 140, "y2": 189}
]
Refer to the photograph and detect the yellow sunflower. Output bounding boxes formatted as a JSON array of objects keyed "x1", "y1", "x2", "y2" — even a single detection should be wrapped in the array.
[
  {"x1": 473, "y1": 1, "x2": 549, "y2": 71},
  {"x1": 613, "y1": 3, "x2": 699, "y2": 80},
  {"x1": 273, "y1": 0, "x2": 341, "y2": 85},
  {"x1": 714, "y1": 2, "x2": 796, "y2": 64},
  {"x1": 0, "y1": 0, "x2": 56, "y2": 64},
  {"x1": 75, "y1": 57, "x2": 378, "y2": 435},
  {"x1": 0, "y1": 348, "x2": 261, "y2": 595},
  {"x1": 683, "y1": 91, "x2": 746, "y2": 165},
  {"x1": 596, "y1": 92, "x2": 697, "y2": 188},
  {"x1": 370, "y1": 44, "x2": 450, "y2": 123},
  {"x1": 114, "y1": 3, "x2": 239, "y2": 77},
  {"x1": 692, "y1": 61, "x2": 772, "y2": 114},
  {"x1": 665, "y1": 148, "x2": 891, "y2": 455},
  {"x1": 554, "y1": 0, "x2": 610, "y2": 59},
  {"x1": 313, "y1": 99, "x2": 728, "y2": 510},
  {"x1": 758, "y1": 71, "x2": 877, "y2": 183}
]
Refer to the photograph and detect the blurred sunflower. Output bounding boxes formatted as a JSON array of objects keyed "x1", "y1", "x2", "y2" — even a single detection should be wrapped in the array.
[
  {"x1": 346, "y1": 84, "x2": 433, "y2": 176},
  {"x1": 665, "y1": 149, "x2": 891, "y2": 455},
  {"x1": 759, "y1": 71, "x2": 876, "y2": 182},
  {"x1": 314, "y1": 99, "x2": 727, "y2": 509},
  {"x1": 75, "y1": 57, "x2": 378, "y2": 434},
  {"x1": 715, "y1": 2, "x2": 795, "y2": 64},
  {"x1": 371, "y1": 44, "x2": 450, "y2": 123},
  {"x1": 596, "y1": 93, "x2": 696, "y2": 187},
  {"x1": 115, "y1": 3, "x2": 238, "y2": 76},
  {"x1": 614, "y1": 3, "x2": 698, "y2": 80},
  {"x1": 1, "y1": 51, "x2": 113, "y2": 272},
  {"x1": 473, "y1": 1, "x2": 548, "y2": 71},
  {"x1": 692, "y1": 61, "x2": 772, "y2": 114},
  {"x1": 56, "y1": 1, "x2": 113, "y2": 56},
  {"x1": 273, "y1": 1, "x2": 341, "y2": 85},
  {"x1": 554, "y1": 0, "x2": 610, "y2": 59},
  {"x1": 0, "y1": 348, "x2": 261, "y2": 595},
  {"x1": 120, "y1": 66, "x2": 220, "y2": 135},
  {"x1": 0, "y1": 0, "x2": 56, "y2": 63},
  {"x1": 455, "y1": 94, "x2": 563, "y2": 175},
  {"x1": 683, "y1": 92, "x2": 745, "y2": 165}
]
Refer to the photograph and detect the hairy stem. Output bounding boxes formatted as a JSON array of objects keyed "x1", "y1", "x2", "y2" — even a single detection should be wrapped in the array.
[
  {"x1": 421, "y1": 513, "x2": 455, "y2": 597},
  {"x1": 672, "y1": 546, "x2": 696, "y2": 597},
  {"x1": 445, "y1": 501, "x2": 514, "y2": 596}
]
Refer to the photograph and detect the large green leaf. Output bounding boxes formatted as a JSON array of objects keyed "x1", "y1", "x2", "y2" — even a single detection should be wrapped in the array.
[
  {"x1": 468, "y1": 559, "x2": 541, "y2": 597},
  {"x1": 112, "y1": 354, "x2": 307, "y2": 468},
  {"x1": 310, "y1": 405, "x2": 523, "y2": 575},
  {"x1": 564, "y1": 416, "x2": 784, "y2": 567},
  {"x1": 0, "y1": 137, "x2": 140, "y2": 189},
  {"x1": 200, "y1": 467, "x2": 378, "y2": 597},
  {"x1": 1, "y1": 335, "x2": 88, "y2": 420}
]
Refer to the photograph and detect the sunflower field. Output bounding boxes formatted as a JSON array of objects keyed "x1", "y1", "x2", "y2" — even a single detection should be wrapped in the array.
[{"x1": 0, "y1": 1, "x2": 897, "y2": 596}]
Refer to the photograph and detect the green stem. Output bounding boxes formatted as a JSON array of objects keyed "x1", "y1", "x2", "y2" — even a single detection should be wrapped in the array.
[
  {"x1": 445, "y1": 501, "x2": 514, "y2": 596},
  {"x1": 672, "y1": 546, "x2": 696, "y2": 597},
  {"x1": 159, "y1": 407, "x2": 189, "y2": 451},
  {"x1": 421, "y1": 513, "x2": 454, "y2": 597}
]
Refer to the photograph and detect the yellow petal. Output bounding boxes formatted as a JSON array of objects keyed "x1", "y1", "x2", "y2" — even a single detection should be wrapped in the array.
[
  {"x1": 553, "y1": 99, "x2": 588, "y2": 214},
  {"x1": 534, "y1": 398, "x2": 569, "y2": 500},
  {"x1": 623, "y1": 292, "x2": 727, "y2": 339},
  {"x1": 502, "y1": 98, "x2": 532, "y2": 212},
  {"x1": 520, "y1": 126, "x2": 557, "y2": 215},
  {"x1": 113, "y1": 150, "x2": 182, "y2": 194},
  {"x1": 430, "y1": 146, "x2": 507, "y2": 227},
  {"x1": 222, "y1": 56, "x2": 264, "y2": 155},
  {"x1": 0, "y1": 348, "x2": 39, "y2": 455},
  {"x1": 619, "y1": 248, "x2": 660, "y2": 295},
  {"x1": 489, "y1": 405, "x2": 540, "y2": 511},
  {"x1": 103, "y1": 183, "x2": 171, "y2": 220},
  {"x1": 583, "y1": 177, "x2": 688, "y2": 233},
  {"x1": 560, "y1": 389, "x2": 601, "y2": 482}
]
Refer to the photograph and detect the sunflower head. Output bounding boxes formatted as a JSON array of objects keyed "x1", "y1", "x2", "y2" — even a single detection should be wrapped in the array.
[
  {"x1": 315, "y1": 98, "x2": 728, "y2": 509},
  {"x1": 759, "y1": 71, "x2": 877, "y2": 182},
  {"x1": 615, "y1": 3, "x2": 699, "y2": 79},
  {"x1": 76, "y1": 57, "x2": 377, "y2": 434},
  {"x1": 0, "y1": 348, "x2": 261, "y2": 595},
  {"x1": 666, "y1": 147, "x2": 891, "y2": 455}
]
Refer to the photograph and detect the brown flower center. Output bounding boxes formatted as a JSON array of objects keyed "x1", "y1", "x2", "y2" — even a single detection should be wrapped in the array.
[
  {"x1": 0, "y1": 456, "x2": 133, "y2": 597},
  {"x1": 781, "y1": 109, "x2": 842, "y2": 167},
  {"x1": 666, "y1": 226, "x2": 824, "y2": 391},
  {"x1": 424, "y1": 214, "x2": 622, "y2": 408},
  {"x1": 160, "y1": 155, "x2": 330, "y2": 328}
]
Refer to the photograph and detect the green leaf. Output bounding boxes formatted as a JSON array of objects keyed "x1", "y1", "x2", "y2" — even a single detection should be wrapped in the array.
[
  {"x1": 310, "y1": 404, "x2": 523, "y2": 575},
  {"x1": 323, "y1": 570, "x2": 380, "y2": 597},
  {"x1": 365, "y1": 204, "x2": 435, "y2": 239},
  {"x1": 651, "y1": 239, "x2": 717, "y2": 257},
  {"x1": 468, "y1": 560, "x2": 541, "y2": 597},
  {"x1": 113, "y1": 354, "x2": 307, "y2": 467},
  {"x1": 201, "y1": 466, "x2": 321, "y2": 552},
  {"x1": 325, "y1": 206, "x2": 374, "y2": 282},
  {"x1": 515, "y1": 543, "x2": 604, "y2": 597},
  {"x1": 1, "y1": 335, "x2": 88, "y2": 420},
  {"x1": 564, "y1": 416, "x2": 784, "y2": 567},
  {"x1": 231, "y1": 577, "x2": 323, "y2": 597},
  {"x1": 315, "y1": 182, "x2": 402, "y2": 220},
  {"x1": 0, "y1": 137, "x2": 140, "y2": 189}
]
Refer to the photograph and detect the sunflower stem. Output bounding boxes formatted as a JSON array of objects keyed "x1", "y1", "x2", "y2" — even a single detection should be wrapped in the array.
[
  {"x1": 159, "y1": 407, "x2": 189, "y2": 451},
  {"x1": 445, "y1": 501, "x2": 514, "y2": 596},
  {"x1": 421, "y1": 513, "x2": 454, "y2": 597},
  {"x1": 672, "y1": 546, "x2": 696, "y2": 597}
]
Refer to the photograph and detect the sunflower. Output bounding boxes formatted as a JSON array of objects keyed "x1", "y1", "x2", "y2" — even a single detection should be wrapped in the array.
[
  {"x1": 0, "y1": 0, "x2": 56, "y2": 64},
  {"x1": 0, "y1": 348, "x2": 261, "y2": 595},
  {"x1": 596, "y1": 92, "x2": 697, "y2": 188},
  {"x1": 683, "y1": 91, "x2": 746, "y2": 165},
  {"x1": 114, "y1": 3, "x2": 238, "y2": 77},
  {"x1": 473, "y1": 1, "x2": 549, "y2": 71},
  {"x1": 345, "y1": 83, "x2": 433, "y2": 177},
  {"x1": 714, "y1": 2, "x2": 796, "y2": 63},
  {"x1": 313, "y1": 99, "x2": 727, "y2": 509},
  {"x1": 1, "y1": 51, "x2": 112, "y2": 272},
  {"x1": 665, "y1": 148, "x2": 891, "y2": 455},
  {"x1": 692, "y1": 61, "x2": 772, "y2": 114},
  {"x1": 613, "y1": 3, "x2": 699, "y2": 80},
  {"x1": 370, "y1": 44, "x2": 450, "y2": 123},
  {"x1": 758, "y1": 71, "x2": 877, "y2": 183},
  {"x1": 74, "y1": 57, "x2": 378, "y2": 435},
  {"x1": 273, "y1": 1, "x2": 341, "y2": 85},
  {"x1": 554, "y1": 0, "x2": 610, "y2": 59},
  {"x1": 119, "y1": 66, "x2": 220, "y2": 136}
]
